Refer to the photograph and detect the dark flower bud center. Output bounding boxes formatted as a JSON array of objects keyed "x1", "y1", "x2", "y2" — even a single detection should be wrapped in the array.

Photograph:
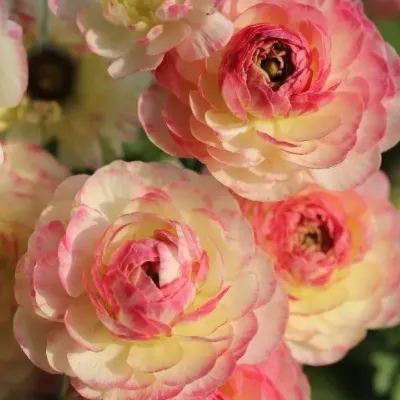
[
  {"x1": 300, "y1": 221, "x2": 334, "y2": 254},
  {"x1": 28, "y1": 44, "x2": 76, "y2": 102},
  {"x1": 258, "y1": 42, "x2": 295, "y2": 90},
  {"x1": 142, "y1": 261, "x2": 160, "y2": 288}
]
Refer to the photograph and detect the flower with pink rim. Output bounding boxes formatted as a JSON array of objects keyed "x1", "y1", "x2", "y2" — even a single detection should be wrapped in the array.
[
  {"x1": 140, "y1": 0, "x2": 400, "y2": 201},
  {"x1": 49, "y1": 0, "x2": 233, "y2": 78},
  {"x1": 238, "y1": 171, "x2": 400, "y2": 365},
  {"x1": 207, "y1": 343, "x2": 310, "y2": 400},
  {"x1": 65, "y1": 343, "x2": 310, "y2": 400},
  {"x1": 14, "y1": 161, "x2": 288, "y2": 400},
  {"x1": 0, "y1": 140, "x2": 68, "y2": 400},
  {"x1": 0, "y1": 0, "x2": 27, "y2": 107}
]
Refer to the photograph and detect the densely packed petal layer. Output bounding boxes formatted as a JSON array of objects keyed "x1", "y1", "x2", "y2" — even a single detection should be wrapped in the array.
[
  {"x1": 49, "y1": 0, "x2": 233, "y2": 77},
  {"x1": 239, "y1": 171, "x2": 400, "y2": 365},
  {"x1": 0, "y1": 140, "x2": 68, "y2": 399},
  {"x1": 140, "y1": 0, "x2": 400, "y2": 200},
  {"x1": 0, "y1": 0, "x2": 27, "y2": 107},
  {"x1": 14, "y1": 161, "x2": 288, "y2": 400},
  {"x1": 66, "y1": 344, "x2": 310, "y2": 400},
  {"x1": 207, "y1": 343, "x2": 310, "y2": 400}
]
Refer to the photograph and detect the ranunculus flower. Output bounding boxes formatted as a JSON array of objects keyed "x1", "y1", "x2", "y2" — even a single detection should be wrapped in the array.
[
  {"x1": 49, "y1": 0, "x2": 233, "y2": 78},
  {"x1": 0, "y1": 0, "x2": 27, "y2": 107},
  {"x1": 208, "y1": 343, "x2": 310, "y2": 400},
  {"x1": 238, "y1": 171, "x2": 400, "y2": 365},
  {"x1": 0, "y1": 141, "x2": 68, "y2": 400},
  {"x1": 14, "y1": 161, "x2": 287, "y2": 400},
  {"x1": 140, "y1": 0, "x2": 400, "y2": 201},
  {"x1": 0, "y1": 3, "x2": 151, "y2": 169}
]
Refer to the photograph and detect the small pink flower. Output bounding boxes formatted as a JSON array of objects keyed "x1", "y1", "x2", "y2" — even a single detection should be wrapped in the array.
[
  {"x1": 49, "y1": 0, "x2": 233, "y2": 78},
  {"x1": 140, "y1": 0, "x2": 400, "y2": 201},
  {"x1": 208, "y1": 343, "x2": 310, "y2": 400},
  {"x1": 0, "y1": 141, "x2": 68, "y2": 400},
  {"x1": 14, "y1": 161, "x2": 287, "y2": 400},
  {"x1": 239, "y1": 171, "x2": 400, "y2": 365},
  {"x1": 0, "y1": 1, "x2": 27, "y2": 107}
]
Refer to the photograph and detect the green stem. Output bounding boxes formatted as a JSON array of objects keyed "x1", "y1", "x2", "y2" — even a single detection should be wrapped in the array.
[
  {"x1": 58, "y1": 375, "x2": 70, "y2": 400},
  {"x1": 39, "y1": 0, "x2": 49, "y2": 44}
]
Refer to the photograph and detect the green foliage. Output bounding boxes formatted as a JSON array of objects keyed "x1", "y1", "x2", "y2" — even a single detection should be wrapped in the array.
[
  {"x1": 123, "y1": 131, "x2": 177, "y2": 163},
  {"x1": 368, "y1": 327, "x2": 400, "y2": 400},
  {"x1": 306, "y1": 367, "x2": 353, "y2": 400},
  {"x1": 179, "y1": 158, "x2": 204, "y2": 173},
  {"x1": 371, "y1": 352, "x2": 399, "y2": 396},
  {"x1": 375, "y1": 19, "x2": 400, "y2": 52}
]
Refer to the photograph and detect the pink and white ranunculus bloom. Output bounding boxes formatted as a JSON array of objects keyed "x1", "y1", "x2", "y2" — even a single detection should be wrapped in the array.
[
  {"x1": 208, "y1": 343, "x2": 310, "y2": 400},
  {"x1": 49, "y1": 0, "x2": 233, "y2": 78},
  {"x1": 140, "y1": 0, "x2": 400, "y2": 201},
  {"x1": 238, "y1": 171, "x2": 400, "y2": 365},
  {"x1": 14, "y1": 161, "x2": 288, "y2": 400},
  {"x1": 67, "y1": 344, "x2": 310, "y2": 400},
  {"x1": 0, "y1": 141, "x2": 68, "y2": 400},
  {"x1": 0, "y1": 0, "x2": 27, "y2": 107}
]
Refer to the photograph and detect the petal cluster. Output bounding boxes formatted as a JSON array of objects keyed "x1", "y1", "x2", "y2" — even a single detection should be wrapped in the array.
[
  {"x1": 239, "y1": 172, "x2": 400, "y2": 365},
  {"x1": 0, "y1": 141, "x2": 68, "y2": 399},
  {"x1": 0, "y1": 1, "x2": 27, "y2": 107},
  {"x1": 140, "y1": 0, "x2": 400, "y2": 200},
  {"x1": 14, "y1": 161, "x2": 287, "y2": 400},
  {"x1": 209, "y1": 343, "x2": 310, "y2": 400},
  {"x1": 50, "y1": 0, "x2": 233, "y2": 77}
]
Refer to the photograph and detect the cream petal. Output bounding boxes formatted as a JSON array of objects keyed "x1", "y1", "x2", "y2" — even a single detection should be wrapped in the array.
[{"x1": 0, "y1": 25, "x2": 27, "y2": 107}]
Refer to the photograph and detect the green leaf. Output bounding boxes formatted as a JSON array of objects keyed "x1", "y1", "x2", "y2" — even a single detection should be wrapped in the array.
[
  {"x1": 305, "y1": 367, "x2": 353, "y2": 400},
  {"x1": 375, "y1": 19, "x2": 400, "y2": 52},
  {"x1": 392, "y1": 374, "x2": 400, "y2": 400},
  {"x1": 371, "y1": 351, "x2": 399, "y2": 396},
  {"x1": 179, "y1": 158, "x2": 204, "y2": 173},
  {"x1": 123, "y1": 131, "x2": 171, "y2": 162}
]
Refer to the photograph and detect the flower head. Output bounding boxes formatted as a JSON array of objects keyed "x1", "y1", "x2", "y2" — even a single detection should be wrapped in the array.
[
  {"x1": 0, "y1": 4, "x2": 151, "y2": 169},
  {"x1": 50, "y1": 0, "x2": 233, "y2": 77},
  {"x1": 0, "y1": 1, "x2": 27, "y2": 107},
  {"x1": 208, "y1": 343, "x2": 310, "y2": 400},
  {"x1": 239, "y1": 171, "x2": 400, "y2": 365},
  {"x1": 140, "y1": 0, "x2": 400, "y2": 200},
  {"x1": 14, "y1": 161, "x2": 287, "y2": 400},
  {"x1": 0, "y1": 140, "x2": 68, "y2": 399}
]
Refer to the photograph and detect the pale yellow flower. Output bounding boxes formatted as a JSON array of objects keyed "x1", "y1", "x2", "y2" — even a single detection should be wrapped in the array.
[
  {"x1": 0, "y1": 141, "x2": 68, "y2": 399},
  {"x1": 1, "y1": 6, "x2": 151, "y2": 169}
]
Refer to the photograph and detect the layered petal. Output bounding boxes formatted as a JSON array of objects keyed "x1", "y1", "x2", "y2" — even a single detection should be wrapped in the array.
[
  {"x1": 14, "y1": 161, "x2": 288, "y2": 400},
  {"x1": 141, "y1": 0, "x2": 400, "y2": 200},
  {"x1": 239, "y1": 171, "x2": 400, "y2": 364},
  {"x1": 52, "y1": 0, "x2": 233, "y2": 75},
  {"x1": 0, "y1": 141, "x2": 68, "y2": 399}
]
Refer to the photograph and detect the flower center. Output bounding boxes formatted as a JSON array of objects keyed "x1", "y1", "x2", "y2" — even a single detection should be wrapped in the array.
[
  {"x1": 298, "y1": 222, "x2": 334, "y2": 253},
  {"x1": 103, "y1": 0, "x2": 165, "y2": 26},
  {"x1": 27, "y1": 44, "x2": 76, "y2": 103},
  {"x1": 256, "y1": 42, "x2": 295, "y2": 90},
  {"x1": 141, "y1": 261, "x2": 160, "y2": 287}
]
